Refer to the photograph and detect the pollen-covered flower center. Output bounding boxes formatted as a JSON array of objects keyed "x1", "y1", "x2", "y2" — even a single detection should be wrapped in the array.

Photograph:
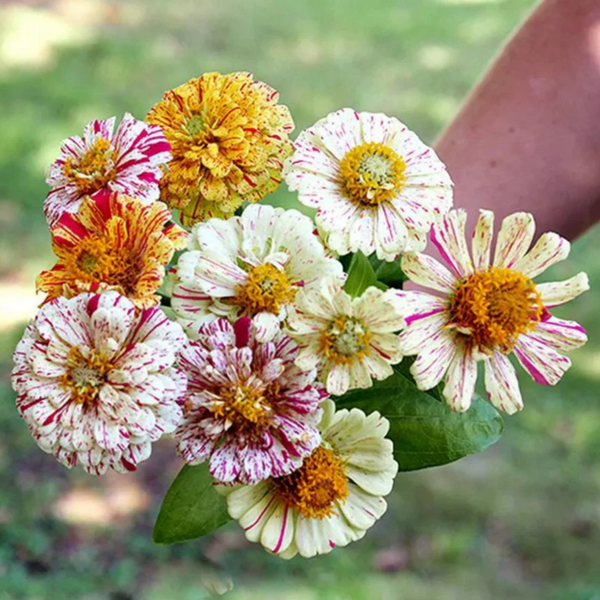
[
  {"x1": 60, "y1": 346, "x2": 113, "y2": 405},
  {"x1": 209, "y1": 382, "x2": 278, "y2": 437},
  {"x1": 66, "y1": 228, "x2": 143, "y2": 296},
  {"x1": 339, "y1": 142, "x2": 406, "y2": 206},
  {"x1": 320, "y1": 316, "x2": 371, "y2": 364},
  {"x1": 62, "y1": 137, "x2": 117, "y2": 195},
  {"x1": 273, "y1": 446, "x2": 349, "y2": 519},
  {"x1": 449, "y1": 266, "x2": 544, "y2": 352},
  {"x1": 232, "y1": 263, "x2": 297, "y2": 316}
]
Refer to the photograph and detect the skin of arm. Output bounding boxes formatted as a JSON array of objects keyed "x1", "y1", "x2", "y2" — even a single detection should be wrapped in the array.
[{"x1": 434, "y1": 0, "x2": 600, "y2": 241}]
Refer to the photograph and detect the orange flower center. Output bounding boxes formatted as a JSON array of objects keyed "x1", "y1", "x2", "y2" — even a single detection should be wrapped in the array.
[
  {"x1": 62, "y1": 137, "x2": 117, "y2": 195},
  {"x1": 273, "y1": 446, "x2": 349, "y2": 519},
  {"x1": 232, "y1": 263, "x2": 297, "y2": 317},
  {"x1": 339, "y1": 142, "x2": 406, "y2": 206},
  {"x1": 60, "y1": 346, "x2": 113, "y2": 405},
  {"x1": 320, "y1": 315, "x2": 371, "y2": 365},
  {"x1": 448, "y1": 266, "x2": 543, "y2": 352},
  {"x1": 65, "y1": 228, "x2": 143, "y2": 296}
]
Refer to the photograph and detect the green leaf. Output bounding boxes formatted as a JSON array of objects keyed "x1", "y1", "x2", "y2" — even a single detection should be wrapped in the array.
[
  {"x1": 369, "y1": 255, "x2": 407, "y2": 289},
  {"x1": 344, "y1": 251, "x2": 387, "y2": 297},
  {"x1": 153, "y1": 463, "x2": 231, "y2": 545},
  {"x1": 336, "y1": 363, "x2": 504, "y2": 471}
]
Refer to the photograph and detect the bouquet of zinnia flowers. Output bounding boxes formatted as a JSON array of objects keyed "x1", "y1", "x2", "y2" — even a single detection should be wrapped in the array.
[{"x1": 12, "y1": 72, "x2": 589, "y2": 560}]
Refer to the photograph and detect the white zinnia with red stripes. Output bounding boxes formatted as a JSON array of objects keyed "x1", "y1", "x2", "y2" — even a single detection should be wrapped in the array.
[
  {"x1": 218, "y1": 399, "x2": 398, "y2": 559},
  {"x1": 283, "y1": 108, "x2": 453, "y2": 260},
  {"x1": 175, "y1": 316, "x2": 327, "y2": 485},
  {"x1": 44, "y1": 113, "x2": 171, "y2": 225},
  {"x1": 11, "y1": 291, "x2": 186, "y2": 475},
  {"x1": 392, "y1": 209, "x2": 589, "y2": 414}
]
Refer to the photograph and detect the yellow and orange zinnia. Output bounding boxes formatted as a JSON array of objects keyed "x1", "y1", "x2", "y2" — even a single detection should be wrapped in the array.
[
  {"x1": 37, "y1": 190, "x2": 188, "y2": 308},
  {"x1": 146, "y1": 72, "x2": 294, "y2": 226}
]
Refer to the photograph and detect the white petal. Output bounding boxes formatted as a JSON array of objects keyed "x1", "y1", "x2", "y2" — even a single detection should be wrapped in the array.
[
  {"x1": 430, "y1": 209, "x2": 473, "y2": 278},
  {"x1": 493, "y1": 212, "x2": 535, "y2": 269},
  {"x1": 326, "y1": 363, "x2": 351, "y2": 396},
  {"x1": 260, "y1": 503, "x2": 295, "y2": 555},
  {"x1": 527, "y1": 316, "x2": 587, "y2": 352},
  {"x1": 442, "y1": 347, "x2": 478, "y2": 412},
  {"x1": 512, "y1": 232, "x2": 570, "y2": 279},
  {"x1": 483, "y1": 352, "x2": 523, "y2": 414},
  {"x1": 472, "y1": 209, "x2": 494, "y2": 271},
  {"x1": 410, "y1": 329, "x2": 456, "y2": 390},
  {"x1": 537, "y1": 272, "x2": 589, "y2": 308},
  {"x1": 513, "y1": 334, "x2": 572, "y2": 386},
  {"x1": 401, "y1": 253, "x2": 456, "y2": 293}
]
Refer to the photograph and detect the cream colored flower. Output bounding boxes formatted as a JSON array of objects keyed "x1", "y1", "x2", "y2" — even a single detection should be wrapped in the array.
[
  {"x1": 218, "y1": 399, "x2": 398, "y2": 559},
  {"x1": 286, "y1": 277, "x2": 403, "y2": 395}
]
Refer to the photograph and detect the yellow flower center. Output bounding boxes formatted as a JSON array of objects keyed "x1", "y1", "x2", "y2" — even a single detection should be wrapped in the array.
[
  {"x1": 339, "y1": 141, "x2": 406, "y2": 206},
  {"x1": 62, "y1": 137, "x2": 117, "y2": 195},
  {"x1": 448, "y1": 266, "x2": 544, "y2": 352},
  {"x1": 65, "y1": 229, "x2": 143, "y2": 296},
  {"x1": 232, "y1": 263, "x2": 297, "y2": 317},
  {"x1": 320, "y1": 316, "x2": 371, "y2": 365},
  {"x1": 273, "y1": 446, "x2": 349, "y2": 519},
  {"x1": 204, "y1": 382, "x2": 282, "y2": 440},
  {"x1": 60, "y1": 346, "x2": 113, "y2": 405}
]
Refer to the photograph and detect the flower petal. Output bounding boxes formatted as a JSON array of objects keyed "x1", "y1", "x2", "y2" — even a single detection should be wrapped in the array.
[
  {"x1": 493, "y1": 212, "x2": 535, "y2": 269},
  {"x1": 483, "y1": 352, "x2": 523, "y2": 414},
  {"x1": 471, "y1": 209, "x2": 494, "y2": 271},
  {"x1": 513, "y1": 232, "x2": 570, "y2": 279}
]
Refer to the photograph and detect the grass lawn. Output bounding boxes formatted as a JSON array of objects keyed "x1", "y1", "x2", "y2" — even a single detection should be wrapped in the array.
[{"x1": 1, "y1": 0, "x2": 600, "y2": 598}]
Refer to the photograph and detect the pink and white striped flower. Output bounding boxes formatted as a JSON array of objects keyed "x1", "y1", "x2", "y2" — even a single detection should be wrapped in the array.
[
  {"x1": 283, "y1": 108, "x2": 453, "y2": 260},
  {"x1": 11, "y1": 291, "x2": 186, "y2": 475},
  {"x1": 171, "y1": 204, "x2": 344, "y2": 343},
  {"x1": 44, "y1": 113, "x2": 171, "y2": 225},
  {"x1": 175, "y1": 316, "x2": 326, "y2": 485},
  {"x1": 392, "y1": 209, "x2": 589, "y2": 414},
  {"x1": 218, "y1": 399, "x2": 398, "y2": 559}
]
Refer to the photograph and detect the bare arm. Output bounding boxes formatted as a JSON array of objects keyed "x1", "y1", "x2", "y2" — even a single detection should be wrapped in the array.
[{"x1": 435, "y1": 0, "x2": 600, "y2": 240}]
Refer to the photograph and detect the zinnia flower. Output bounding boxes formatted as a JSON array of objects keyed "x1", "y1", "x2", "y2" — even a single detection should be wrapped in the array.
[
  {"x1": 286, "y1": 277, "x2": 404, "y2": 395},
  {"x1": 11, "y1": 292, "x2": 187, "y2": 475},
  {"x1": 171, "y1": 204, "x2": 344, "y2": 342},
  {"x1": 218, "y1": 399, "x2": 398, "y2": 559},
  {"x1": 393, "y1": 209, "x2": 589, "y2": 414},
  {"x1": 283, "y1": 108, "x2": 453, "y2": 260},
  {"x1": 146, "y1": 72, "x2": 294, "y2": 226},
  {"x1": 175, "y1": 317, "x2": 326, "y2": 485},
  {"x1": 44, "y1": 113, "x2": 171, "y2": 225},
  {"x1": 37, "y1": 191, "x2": 188, "y2": 308}
]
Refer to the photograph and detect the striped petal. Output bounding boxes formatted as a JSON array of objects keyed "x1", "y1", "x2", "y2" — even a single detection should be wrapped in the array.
[
  {"x1": 537, "y1": 272, "x2": 589, "y2": 308},
  {"x1": 512, "y1": 232, "x2": 570, "y2": 279},
  {"x1": 483, "y1": 352, "x2": 523, "y2": 414},
  {"x1": 430, "y1": 209, "x2": 473, "y2": 278},
  {"x1": 513, "y1": 334, "x2": 572, "y2": 386},
  {"x1": 401, "y1": 253, "x2": 456, "y2": 293},
  {"x1": 472, "y1": 209, "x2": 494, "y2": 271},
  {"x1": 493, "y1": 212, "x2": 535, "y2": 268},
  {"x1": 443, "y1": 346, "x2": 478, "y2": 412}
]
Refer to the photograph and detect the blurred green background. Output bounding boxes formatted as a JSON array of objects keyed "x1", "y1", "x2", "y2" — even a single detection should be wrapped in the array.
[{"x1": 1, "y1": 0, "x2": 600, "y2": 598}]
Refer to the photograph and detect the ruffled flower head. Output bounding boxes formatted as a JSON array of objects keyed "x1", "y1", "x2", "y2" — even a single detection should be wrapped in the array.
[
  {"x1": 171, "y1": 204, "x2": 344, "y2": 342},
  {"x1": 287, "y1": 277, "x2": 404, "y2": 395},
  {"x1": 37, "y1": 191, "x2": 188, "y2": 308},
  {"x1": 44, "y1": 113, "x2": 171, "y2": 225},
  {"x1": 146, "y1": 72, "x2": 294, "y2": 225},
  {"x1": 11, "y1": 292, "x2": 187, "y2": 475},
  {"x1": 284, "y1": 108, "x2": 453, "y2": 260},
  {"x1": 218, "y1": 399, "x2": 398, "y2": 559},
  {"x1": 393, "y1": 209, "x2": 589, "y2": 413},
  {"x1": 175, "y1": 317, "x2": 327, "y2": 485}
]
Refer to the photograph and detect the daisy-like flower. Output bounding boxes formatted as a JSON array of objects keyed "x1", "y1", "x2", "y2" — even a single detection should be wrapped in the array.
[
  {"x1": 393, "y1": 209, "x2": 589, "y2": 414},
  {"x1": 283, "y1": 108, "x2": 453, "y2": 261},
  {"x1": 37, "y1": 191, "x2": 188, "y2": 309},
  {"x1": 218, "y1": 399, "x2": 398, "y2": 559},
  {"x1": 171, "y1": 204, "x2": 344, "y2": 342},
  {"x1": 11, "y1": 292, "x2": 186, "y2": 475},
  {"x1": 44, "y1": 113, "x2": 171, "y2": 225},
  {"x1": 286, "y1": 277, "x2": 404, "y2": 395},
  {"x1": 146, "y1": 72, "x2": 294, "y2": 226},
  {"x1": 175, "y1": 316, "x2": 326, "y2": 485}
]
